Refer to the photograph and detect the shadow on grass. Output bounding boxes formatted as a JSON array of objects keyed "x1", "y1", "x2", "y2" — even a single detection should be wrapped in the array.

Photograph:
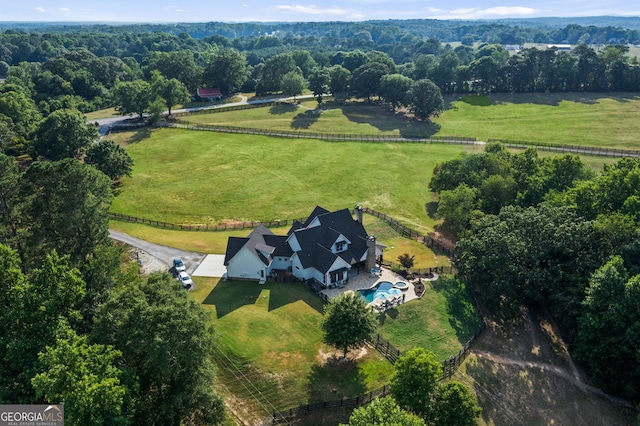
[
  {"x1": 337, "y1": 101, "x2": 440, "y2": 138},
  {"x1": 270, "y1": 102, "x2": 298, "y2": 115},
  {"x1": 267, "y1": 282, "x2": 325, "y2": 314},
  {"x1": 306, "y1": 356, "x2": 368, "y2": 403},
  {"x1": 425, "y1": 201, "x2": 439, "y2": 218},
  {"x1": 291, "y1": 109, "x2": 320, "y2": 129},
  {"x1": 202, "y1": 280, "x2": 263, "y2": 318},
  {"x1": 118, "y1": 127, "x2": 153, "y2": 145},
  {"x1": 203, "y1": 280, "x2": 324, "y2": 317},
  {"x1": 430, "y1": 277, "x2": 482, "y2": 344}
]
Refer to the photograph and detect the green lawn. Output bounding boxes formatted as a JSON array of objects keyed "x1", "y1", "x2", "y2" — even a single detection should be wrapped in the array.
[
  {"x1": 377, "y1": 277, "x2": 482, "y2": 360},
  {"x1": 111, "y1": 127, "x2": 482, "y2": 233},
  {"x1": 190, "y1": 278, "x2": 395, "y2": 412},
  {"x1": 436, "y1": 93, "x2": 640, "y2": 149},
  {"x1": 186, "y1": 274, "x2": 478, "y2": 414}
]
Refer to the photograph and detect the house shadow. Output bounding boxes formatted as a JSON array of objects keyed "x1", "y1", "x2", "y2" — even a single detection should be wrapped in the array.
[
  {"x1": 306, "y1": 355, "x2": 368, "y2": 404},
  {"x1": 290, "y1": 109, "x2": 320, "y2": 129},
  {"x1": 267, "y1": 282, "x2": 324, "y2": 314},
  {"x1": 430, "y1": 277, "x2": 483, "y2": 344},
  {"x1": 202, "y1": 280, "x2": 263, "y2": 318}
]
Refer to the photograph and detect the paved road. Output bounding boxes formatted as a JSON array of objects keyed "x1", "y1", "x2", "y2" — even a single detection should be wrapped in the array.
[
  {"x1": 109, "y1": 229, "x2": 206, "y2": 275},
  {"x1": 94, "y1": 94, "x2": 315, "y2": 132}
]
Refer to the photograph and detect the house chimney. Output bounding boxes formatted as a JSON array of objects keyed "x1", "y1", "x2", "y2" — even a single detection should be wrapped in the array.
[
  {"x1": 365, "y1": 235, "x2": 377, "y2": 271},
  {"x1": 355, "y1": 204, "x2": 363, "y2": 223}
]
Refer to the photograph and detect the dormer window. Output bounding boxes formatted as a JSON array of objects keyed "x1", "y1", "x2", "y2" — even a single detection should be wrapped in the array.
[{"x1": 335, "y1": 241, "x2": 347, "y2": 252}]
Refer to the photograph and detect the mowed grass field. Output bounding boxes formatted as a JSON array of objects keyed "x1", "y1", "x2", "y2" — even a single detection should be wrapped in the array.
[
  {"x1": 190, "y1": 277, "x2": 394, "y2": 415},
  {"x1": 188, "y1": 275, "x2": 478, "y2": 416},
  {"x1": 110, "y1": 127, "x2": 482, "y2": 233},
  {"x1": 437, "y1": 92, "x2": 640, "y2": 149}
]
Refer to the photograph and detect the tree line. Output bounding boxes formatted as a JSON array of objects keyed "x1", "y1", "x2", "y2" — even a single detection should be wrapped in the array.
[{"x1": 429, "y1": 144, "x2": 640, "y2": 403}]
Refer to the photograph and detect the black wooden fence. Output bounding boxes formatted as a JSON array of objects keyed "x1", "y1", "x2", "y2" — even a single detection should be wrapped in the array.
[
  {"x1": 269, "y1": 385, "x2": 391, "y2": 424},
  {"x1": 160, "y1": 112, "x2": 640, "y2": 158},
  {"x1": 362, "y1": 207, "x2": 456, "y2": 259},
  {"x1": 108, "y1": 212, "x2": 306, "y2": 231}
]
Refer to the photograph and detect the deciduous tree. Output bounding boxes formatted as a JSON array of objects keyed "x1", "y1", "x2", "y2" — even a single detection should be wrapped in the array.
[
  {"x1": 92, "y1": 273, "x2": 225, "y2": 426},
  {"x1": 321, "y1": 292, "x2": 377, "y2": 358},
  {"x1": 202, "y1": 48, "x2": 249, "y2": 96},
  {"x1": 31, "y1": 108, "x2": 97, "y2": 160},
  {"x1": 342, "y1": 396, "x2": 425, "y2": 426},
  {"x1": 85, "y1": 138, "x2": 133, "y2": 181},
  {"x1": 32, "y1": 325, "x2": 128, "y2": 426},
  {"x1": 112, "y1": 79, "x2": 153, "y2": 119},
  {"x1": 406, "y1": 78, "x2": 444, "y2": 120},
  {"x1": 390, "y1": 348, "x2": 441, "y2": 418}
]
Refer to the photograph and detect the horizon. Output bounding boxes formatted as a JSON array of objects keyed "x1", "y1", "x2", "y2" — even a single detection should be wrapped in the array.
[{"x1": 2, "y1": 1, "x2": 640, "y2": 24}]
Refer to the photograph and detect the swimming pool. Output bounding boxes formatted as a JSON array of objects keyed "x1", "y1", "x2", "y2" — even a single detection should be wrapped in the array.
[
  {"x1": 394, "y1": 281, "x2": 409, "y2": 291},
  {"x1": 359, "y1": 281, "x2": 393, "y2": 303}
]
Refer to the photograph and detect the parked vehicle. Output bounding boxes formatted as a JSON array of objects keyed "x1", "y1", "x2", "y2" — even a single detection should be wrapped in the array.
[
  {"x1": 173, "y1": 258, "x2": 186, "y2": 273},
  {"x1": 177, "y1": 271, "x2": 193, "y2": 289}
]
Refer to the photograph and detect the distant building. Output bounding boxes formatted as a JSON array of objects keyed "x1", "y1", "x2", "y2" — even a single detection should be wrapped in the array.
[
  {"x1": 196, "y1": 88, "x2": 222, "y2": 101},
  {"x1": 504, "y1": 44, "x2": 521, "y2": 51},
  {"x1": 547, "y1": 44, "x2": 572, "y2": 51}
]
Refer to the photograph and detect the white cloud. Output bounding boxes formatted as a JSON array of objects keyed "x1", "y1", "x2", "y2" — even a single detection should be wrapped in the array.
[
  {"x1": 35, "y1": 6, "x2": 46, "y2": 13},
  {"x1": 59, "y1": 7, "x2": 70, "y2": 12},
  {"x1": 276, "y1": 4, "x2": 349, "y2": 16},
  {"x1": 428, "y1": 6, "x2": 538, "y2": 19}
]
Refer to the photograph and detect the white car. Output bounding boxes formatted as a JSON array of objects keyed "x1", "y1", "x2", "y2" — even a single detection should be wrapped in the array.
[{"x1": 177, "y1": 271, "x2": 193, "y2": 289}]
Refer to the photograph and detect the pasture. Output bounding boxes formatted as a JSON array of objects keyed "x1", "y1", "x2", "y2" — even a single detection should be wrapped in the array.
[
  {"x1": 110, "y1": 127, "x2": 481, "y2": 233},
  {"x1": 438, "y1": 93, "x2": 640, "y2": 149}
]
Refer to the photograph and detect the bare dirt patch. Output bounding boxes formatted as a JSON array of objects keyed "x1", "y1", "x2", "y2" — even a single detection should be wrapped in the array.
[
  {"x1": 317, "y1": 346, "x2": 370, "y2": 365},
  {"x1": 462, "y1": 305, "x2": 639, "y2": 425}
]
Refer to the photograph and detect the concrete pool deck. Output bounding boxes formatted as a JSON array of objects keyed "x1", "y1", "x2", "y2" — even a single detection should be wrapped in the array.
[{"x1": 320, "y1": 267, "x2": 419, "y2": 307}]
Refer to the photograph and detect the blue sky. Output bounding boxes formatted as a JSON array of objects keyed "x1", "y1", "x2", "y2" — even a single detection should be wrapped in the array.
[{"x1": 2, "y1": 0, "x2": 639, "y2": 22}]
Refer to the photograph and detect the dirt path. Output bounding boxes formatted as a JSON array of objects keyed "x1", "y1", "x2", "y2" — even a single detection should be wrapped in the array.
[{"x1": 464, "y1": 306, "x2": 639, "y2": 425}]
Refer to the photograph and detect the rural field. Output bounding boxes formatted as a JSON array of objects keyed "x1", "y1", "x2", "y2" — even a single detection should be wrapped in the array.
[
  {"x1": 108, "y1": 92, "x2": 640, "y2": 425},
  {"x1": 109, "y1": 127, "x2": 481, "y2": 233}
]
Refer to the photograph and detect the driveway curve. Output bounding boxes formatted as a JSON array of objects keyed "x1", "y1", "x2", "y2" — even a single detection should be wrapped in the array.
[{"x1": 109, "y1": 229, "x2": 206, "y2": 275}]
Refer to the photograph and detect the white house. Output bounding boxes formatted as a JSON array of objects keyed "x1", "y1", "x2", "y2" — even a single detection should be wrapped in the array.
[{"x1": 224, "y1": 206, "x2": 384, "y2": 286}]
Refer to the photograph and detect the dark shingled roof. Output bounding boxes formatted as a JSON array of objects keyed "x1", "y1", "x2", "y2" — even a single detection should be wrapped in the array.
[
  {"x1": 225, "y1": 224, "x2": 292, "y2": 266},
  {"x1": 291, "y1": 207, "x2": 368, "y2": 274}
]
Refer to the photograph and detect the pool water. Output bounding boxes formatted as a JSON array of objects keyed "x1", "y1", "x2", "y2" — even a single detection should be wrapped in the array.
[{"x1": 359, "y1": 281, "x2": 393, "y2": 303}]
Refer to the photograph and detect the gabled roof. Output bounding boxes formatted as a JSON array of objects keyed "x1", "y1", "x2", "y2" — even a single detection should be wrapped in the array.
[
  {"x1": 224, "y1": 224, "x2": 279, "y2": 266},
  {"x1": 302, "y1": 205, "x2": 329, "y2": 228},
  {"x1": 290, "y1": 207, "x2": 369, "y2": 273},
  {"x1": 197, "y1": 87, "x2": 222, "y2": 98}
]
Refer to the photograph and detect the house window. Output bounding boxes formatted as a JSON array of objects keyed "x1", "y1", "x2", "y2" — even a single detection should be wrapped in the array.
[{"x1": 335, "y1": 241, "x2": 346, "y2": 252}]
